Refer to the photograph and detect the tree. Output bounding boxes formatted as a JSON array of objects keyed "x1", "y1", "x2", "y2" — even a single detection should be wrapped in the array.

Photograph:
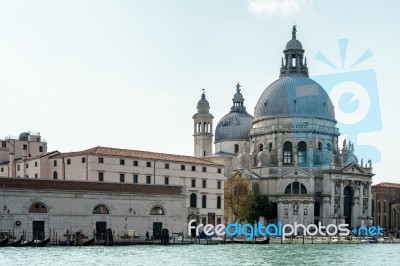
[
  {"x1": 246, "y1": 194, "x2": 275, "y2": 224},
  {"x1": 224, "y1": 174, "x2": 254, "y2": 223}
]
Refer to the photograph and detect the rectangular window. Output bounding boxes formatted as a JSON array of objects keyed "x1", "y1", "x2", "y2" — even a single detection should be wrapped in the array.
[
  {"x1": 26, "y1": 163, "x2": 29, "y2": 169},
  {"x1": 1, "y1": 141, "x2": 6, "y2": 148},
  {"x1": 165, "y1": 163, "x2": 169, "y2": 169},
  {"x1": 120, "y1": 173, "x2": 125, "y2": 183},
  {"x1": 35, "y1": 162, "x2": 38, "y2": 167},
  {"x1": 67, "y1": 159, "x2": 71, "y2": 165},
  {"x1": 23, "y1": 144, "x2": 27, "y2": 150},
  {"x1": 164, "y1": 176, "x2": 169, "y2": 185},
  {"x1": 191, "y1": 179, "x2": 196, "y2": 188},
  {"x1": 17, "y1": 165, "x2": 20, "y2": 171},
  {"x1": 202, "y1": 180, "x2": 206, "y2": 188},
  {"x1": 202, "y1": 167, "x2": 207, "y2": 172},
  {"x1": 98, "y1": 172, "x2": 104, "y2": 182},
  {"x1": 39, "y1": 146, "x2": 43, "y2": 153},
  {"x1": 146, "y1": 175, "x2": 151, "y2": 184},
  {"x1": 283, "y1": 150, "x2": 292, "y2": 164},
  {"x1": 217, "y1": 181, "x2": 222, "y2": 189},
  {"x1": 218, "y1": 168, "x2": 222, "y2": 174},
  {"x1": 53, "y1": 160, "x2": 57, "y2": 167},
  {"x1": 217, "y1": 218, "x2": 222, "y2": 225},
  {"x1": 98, "y1": 157, "x2": 104, "y2": 163},
  {"x1": 146, "y1": 162, "x2": 151, "y2": 167},
  {"x1": 35, "y1": 174, "x2": 38, "y2": 179},
  {"x1": 133, "y1": 174, "x2": 138, "y2": 184},
  {"x1": 120, "y1": 159, "x2": 125, "y2": 165},
  {"x1": 192, "y1": 166, "x2": 196, "y2": 171},
  {"x1": 181, "y1": 165, "x2": 185, "y2": 170},
  {"x1": 234, "y1": 144, "x2": 239, "y2": 153},
  {"x1": 81, "y1": 157, "x2": 86, "y2": 163},
  {"x1": 0, "y1": 167, "x2": 3, "y2": 172},
  {"x1": 133, "y1": 160, "x2": 138, "y2": 166},
  {"x1": 202, "y1": 217, "x2": 207, "y2": 225}
]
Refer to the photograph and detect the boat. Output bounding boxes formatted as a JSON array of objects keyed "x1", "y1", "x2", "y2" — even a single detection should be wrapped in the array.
[
  {"x1": 60, "y1": 240, "x2": 74, "y2": 246},
  {"x1": 81, "y1": 238, "x2": 95, "y2": 246},
  {"x1": 253, "y1": 238, "x2": 270, "y2": 244},
  {"x1": 19, "y1": 240, "x2": 33, "y2": 247},
  {"x1": 0, "y1": 238, "x2": 9, "y2": 247},
  {"x1": 9, "y1": 240, "x2": 22, "y2": 247},
  {"x1": 34, "y1": 238, "x2": 50, "y2": 247}
]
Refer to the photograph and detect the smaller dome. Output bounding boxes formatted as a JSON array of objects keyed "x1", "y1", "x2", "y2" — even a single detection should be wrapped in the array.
[
  {"x1": 285, "y1": 39, "x2": 303, "y2": 50},
  {"x1": 196, "y1": 91, "x2": 210, "y2": 113},
  {"x1": 215, "y1": 112, "x2": 253, "y2": 142},
  {"x1": 19, "y1": 132, "x2": 30, "y2": 141}
]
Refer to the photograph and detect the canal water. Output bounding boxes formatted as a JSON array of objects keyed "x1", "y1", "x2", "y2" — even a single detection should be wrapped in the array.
[{"x1": 0, "y1": 244, "x2": 398, "y2": 265}]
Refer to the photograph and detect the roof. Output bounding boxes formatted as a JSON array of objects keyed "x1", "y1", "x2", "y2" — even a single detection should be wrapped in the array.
[
  {"x1": 0, "y1": 177, "x2": 183, "y2": 195},
  {"x1": 372, "y1": 182, "x2": 400, "y2": 189},
  {"x1": 215, "y1": 112, "x2": 253, "y2": 142},
  {"x1": 54, "y1": 146, "x2": 221, "y2": 166},
  {"x1": 14, "y1": 151, "x2": 60, "y2": 162}
]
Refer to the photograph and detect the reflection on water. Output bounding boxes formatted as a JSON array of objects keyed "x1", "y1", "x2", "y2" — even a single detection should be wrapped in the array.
[{"x1": 0, "y1": 244, "x2": 398, "y2": 266}]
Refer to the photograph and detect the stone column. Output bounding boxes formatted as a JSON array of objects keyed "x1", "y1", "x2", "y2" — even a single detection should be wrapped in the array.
[
  {"x1": 330, "y1": 180, "x2": 335, "y2": 215},
  {"x1": 339, "y1": 180, "x2": 344, "y2": 217},
  {"x1": 368, "y1": 182, "x2": 372, "y2": 225},
  {"x1": 359, "y1": 182, "x2": 364, "y2": 218}
]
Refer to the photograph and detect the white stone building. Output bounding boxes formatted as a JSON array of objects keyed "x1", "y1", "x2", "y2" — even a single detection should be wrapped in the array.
[{"x1": 194, "y1": 27, "x2": 374, "y2": 228}]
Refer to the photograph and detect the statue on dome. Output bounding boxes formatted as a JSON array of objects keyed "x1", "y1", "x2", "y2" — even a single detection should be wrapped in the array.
[{"x1": 292, "y1": 25, "x2": 297, "y2": 39}]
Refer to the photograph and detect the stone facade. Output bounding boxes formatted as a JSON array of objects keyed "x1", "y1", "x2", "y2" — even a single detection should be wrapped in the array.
[{"x1": 371, "y1": 182, "x2": 400, "y2": 230}]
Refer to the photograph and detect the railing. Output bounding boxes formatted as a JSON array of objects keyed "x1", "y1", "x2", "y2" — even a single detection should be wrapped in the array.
[{"x1": 252, "y1": 124, "x2": 339, "y2": 134}]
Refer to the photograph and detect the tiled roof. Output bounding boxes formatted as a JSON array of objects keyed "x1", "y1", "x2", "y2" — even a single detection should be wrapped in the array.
[
  {"x1": 15, "y1": 151, "x2": 60, "y2": 162},
  {"x1": 55, "y1": 146, "x2": 222, "y2": 166},
  {"x1": 0, "y1": 177, "x2": 183, "y2": 195},
  {"x1": 372, "y1": 182, "x2": 400, "y2": 189}
]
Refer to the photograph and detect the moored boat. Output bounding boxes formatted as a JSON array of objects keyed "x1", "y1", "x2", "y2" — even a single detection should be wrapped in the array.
[
  {"x1": 0, "y1": 238, "x2": 9, "y2": 247},
  {"x1": 34, "y1": 238, "x2": 50, "y2": 247},
  {"x1": 81, "y1": 238, "x2": 95, "y2": 246}
]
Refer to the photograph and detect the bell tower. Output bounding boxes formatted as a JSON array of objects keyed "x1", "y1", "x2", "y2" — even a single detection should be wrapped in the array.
[{"x1": 193, "y1": 89, "x2": 213, "y2": 157}]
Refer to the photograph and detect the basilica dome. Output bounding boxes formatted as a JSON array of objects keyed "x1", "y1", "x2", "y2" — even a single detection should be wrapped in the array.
[
  {"x1": 253, "y1": 76, "x2": 335, "y2": 121},
  {"x1": 215, "y1": 83, "x2": 253, "y2": 142}
]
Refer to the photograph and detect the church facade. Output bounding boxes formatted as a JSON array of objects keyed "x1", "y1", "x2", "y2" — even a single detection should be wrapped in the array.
[{"x1": 193, "y1": 27, "x2": 374, "y2": 228}]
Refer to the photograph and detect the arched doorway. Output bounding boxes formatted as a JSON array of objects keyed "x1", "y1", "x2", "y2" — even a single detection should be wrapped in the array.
[{"x1": 343, "y1": 186, "x2": 353, "y2": 226}]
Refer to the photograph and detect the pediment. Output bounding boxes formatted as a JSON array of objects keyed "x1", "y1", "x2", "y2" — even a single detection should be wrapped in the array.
[
  {"x1": 277, "y1": 168, "x2": 314, "y2": 179},
  {"x1": 342, "y1": 163, "x2": 366, "y2": 175}
]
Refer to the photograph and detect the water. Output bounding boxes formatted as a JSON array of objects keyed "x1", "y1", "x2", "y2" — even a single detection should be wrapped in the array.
[{"x1": 0, "y1": 244, "x2": 399, "y2": 266}]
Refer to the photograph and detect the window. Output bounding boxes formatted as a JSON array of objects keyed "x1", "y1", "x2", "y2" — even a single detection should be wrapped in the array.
[
  {"x1": 53, "y1": 171, "x2": 58, "y2": 180},
  {"x1": 191, "y1": 179, "x2": 196, "y2": 188},
  {"x1": 284, "y1": 182, "x2": 307, "y2": 194},
  {"x1": 298, "y1": 141, "x2": 307, "y2": 164},
  {"x1": 133, "y1": 174, "x2": 138, "y2": 184},
  {"x1": 120, "y1": 159, "x2": 125, "y2": 165},
  {"x1": 93, "y1": 205, "x2": 109, "y2": 214},
  {"x1": 192, "y1": 166, "x2": 196, "y2": 171},
  {"x1": 17, "y1": 165, "x2": 20, "y2": 171},
  {"x1": 35, "y1": 162, "x2": 38, "y2": 167},
  {"x1": 98, "y1": 172, "x2": 104, "y2": 182},
  {"x1": 26, "y1": 163, "x2": 29, "y2": 169},
  {"x1": 29, "y1": 203, "x2": 47, "y2": 213},
  {"x1": 164, "y1": 177, "x2": 169, "y2": 185},
  {"x1": 234, "y1": 144, "x2": 239, "y2": 153},
  {"x1": 202, "y1": 167, "x2": 207, "y2": 172},
  {"x1": 1, "y1": 141, "x2": 6, "y2": 148},
  {"x1": 133, "y1": 160, "x2": 138, "y2": 166},
  {"x1": 181, "y1": 165, "x2": 185, "y2": 170},
  {"x1": 218, "y1": 168, "x2": 222, "y2": 174},
  {"x1": 98, "y1": 157, "x2": 104, "y2": 163},
  {"x1": 146, "y1": 176, "x2": 151, "y2": 184},
  {"x1": 0, "y1": 167, "x2": 3, "y2": 172},
  {"x1": 39, "y1": 146, "x2": 44, "y2": 153},
  {"x1": 25, "y1": 174, "x2": 28, "y2": 178},
  {"x1": 120, "y1": 174, "x2": 125, "y2": 183},
  {"x1": 217, "y1": 196, "x2": 222, "y2": 209},
  {"x1": 283, "y1": 141, "x2": 292, "y2": 164},
  {"x1": 165, "y1": 163, "x2": 169, "y2": 169},
  {"x1": 202, "y1": 179, "x2": 206, "y2": 188},
  {"x1": 53, "y1": 160, "x2": 57, "y2": 167},
  {"x1": 190, "y1": 193, "x2": 197, "y2": 208},
  {"x1": 35, "y1": 174, "x2": 38, "y2": 178},
  {"x1": 292, "y1": 56, "x2": 296, "y2": 67},
  {"x1": 81, "y1": 157, "x2": 86, "y2": 163},
  {"x1": 202, "y1": 195, "x2": 207, "y2": 208},
  {"x1": 23, "y1": 144, "x2": 27, "y2": 150},
  {"x1": 150, "y1": 206, "x2": 165, "y2": 215},
  {"x1": 146, "y1": 162, "x2": 151, "y2": 167},
  {"x1": 259, "y1": 144, "x2": 264, "y2": 152},
  {"x1": 67, "y1": 159, "x2": 71, "y2": 165},
  {"x1": 217, "y1": 218, "x2": 222, "y2": 225},
  {"x1": 217, "y1": 181, "x2": 222, "y2": 189}
]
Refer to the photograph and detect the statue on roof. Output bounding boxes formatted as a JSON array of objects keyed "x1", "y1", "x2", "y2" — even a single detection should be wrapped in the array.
[
  {"x1": 292, "y1": 25, "x2": 297, "y2": 39},
  {"x1": 236, "y1": 82, "x2": 241, "y2": 92}
]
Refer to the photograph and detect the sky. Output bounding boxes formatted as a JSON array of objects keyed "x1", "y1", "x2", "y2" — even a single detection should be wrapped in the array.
[{"x1": 0, "y1": 0, "x2": 399, "y2": 184}]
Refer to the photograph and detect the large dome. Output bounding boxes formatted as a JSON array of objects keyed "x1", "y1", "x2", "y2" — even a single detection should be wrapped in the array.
[
  {"x1": 253, "y1": 76, "x2": 335, "y2": 121},
  {"x1": 215, "y1": 112, "x2": 253, "y2": 142}
]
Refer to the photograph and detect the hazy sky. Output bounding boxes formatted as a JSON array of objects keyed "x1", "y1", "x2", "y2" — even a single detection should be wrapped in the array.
[{"x1": 0, "y1": 1, "x2": 398, "y2": 184}]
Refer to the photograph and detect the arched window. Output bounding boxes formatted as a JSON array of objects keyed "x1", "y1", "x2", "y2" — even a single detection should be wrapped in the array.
[
  {"x1": 217, "y1": 196, "x2": 221, "y2": 209},
  {"x1": 268, "y1": 142, "x2": 273, "y2": 152},
  {"x1": 298, "y1": 141, "x2": 307, "y2": 164},
  {"x1": 318, "y1": 142, "x2": 323, "y2": 150},
  {"x1": 53, "y1": 171, "x2": 58, "y2": 180},
  {"x1": 284, "y1": 183, "x2": 292, "y2": 194},
  {"x1": 300, "y1": 183, "x2": 307, "y2": 194},
  {"x1": 190, "y1": 193, "x2": 197, "y2": 208},
  {"x1": 202, "y1": 195, "x2": 207, "y2": 208},
  {"x1": 283, "y1": 142, "x2": 292, "y2": 164},
  {"x1": 93, "y1": 204, "x2": 109, "y2": 214},
  {"x1": 259, "y1": 144, "x2": 264, "y2": 152},
  {"x1": 29, "y1": 203, "x2": 48, "y2": 213},
  {"x1": 150, "y1": 206, "x2": 165, "y2": 215}
]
